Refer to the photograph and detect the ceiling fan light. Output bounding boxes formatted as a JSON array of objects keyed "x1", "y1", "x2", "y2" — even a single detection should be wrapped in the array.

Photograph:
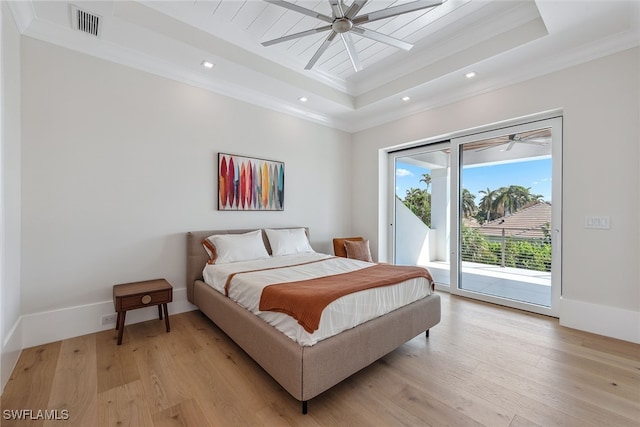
[{"x1": 201, "y1": 60, "x2": 214, "y2": 69}]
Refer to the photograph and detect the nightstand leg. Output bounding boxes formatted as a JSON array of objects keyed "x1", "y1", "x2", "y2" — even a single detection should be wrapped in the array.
[
  {"x1": 163, "y1": 303, "x2": 170, "y2": 333},
  {"x1": 158, "y1": 304, "x2": 163, "y2": 320},
  {"x1": 115, "y1": 312, "x2": 121, "y2": 330},
  {"x1": 117, "y1": 311, "x2": 126, "y2": 345}
]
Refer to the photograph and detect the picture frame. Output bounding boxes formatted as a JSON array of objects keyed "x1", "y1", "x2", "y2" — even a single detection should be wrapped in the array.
[{"x1": 218, "y1": 153, "x2": 284, "y2": 211}]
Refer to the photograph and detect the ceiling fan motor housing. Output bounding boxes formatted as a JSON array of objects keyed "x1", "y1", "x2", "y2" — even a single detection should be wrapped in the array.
[{"x1": 332, "y1": 18, "x2": 353, "y2": 33}]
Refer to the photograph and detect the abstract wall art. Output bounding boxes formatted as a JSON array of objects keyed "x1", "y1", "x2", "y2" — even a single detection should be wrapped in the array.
[{"x1": 218, "y1": 153, "x2": 284, "y2": 211}]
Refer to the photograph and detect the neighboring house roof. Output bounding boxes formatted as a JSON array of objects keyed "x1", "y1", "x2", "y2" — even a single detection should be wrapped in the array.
[{"x1": 469, "y1": 202, "x2": 551, "y2": 239}]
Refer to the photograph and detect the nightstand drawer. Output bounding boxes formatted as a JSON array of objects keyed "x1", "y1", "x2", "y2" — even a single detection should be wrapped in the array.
[
  {"x1": 112, "y1": 278, "x2": 173, "y2": 345},
  {"x1": 117, "y1": 289, "x2": 172, "y2": 311}
]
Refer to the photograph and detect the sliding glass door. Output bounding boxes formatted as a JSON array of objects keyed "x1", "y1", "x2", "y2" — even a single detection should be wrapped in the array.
[
  {"x1": 451, "y1": 118, "x2": 562, "y2": 316},
  {"x1": 390, "y1": 117, "x2": 562, "y2": 316},
  {"x1": 390, "y1": 142, "x2": 451, "y2": 287}
]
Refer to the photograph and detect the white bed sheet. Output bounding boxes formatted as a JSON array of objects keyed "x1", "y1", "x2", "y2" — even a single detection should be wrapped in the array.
[{"x1": 202, "y1": 253, "x2": 432, "y2": 346}]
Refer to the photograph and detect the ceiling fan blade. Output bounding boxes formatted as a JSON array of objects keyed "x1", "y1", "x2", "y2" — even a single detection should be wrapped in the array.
[
  {"x1": 265, "y1": 0, "x2": 333, "y2": 24},
  {"x1": 524, "y1": 128, "x2": 552, "y2": 138},
  {"x1": 524, "y1": 138, "x2": 551, "y2": 144},
  {"x1": 329, "y1": 0, "x2": 345, "y2": 18},
  {"x1": 340, "y1": 32, "x2": 363, "y2": 72},
  {"x1": 351, "y1": 26, "x2": 413, "y2": 51},
  {"x1": 345, "y1": 0, "x2": 368, "y2": 19},
  {"x1": 505, "y1": 140, "x2": 517, "y2": 151},
  {"x1": 474, "y1": 146, "x2": 493, "y2": 152},
  {"x1": 262, "y1": 25, "x2": 333, "y2": 46},
  {"x1": 473, "y1": 141, "x2": 504, "y2": 152},
  {"x1": 305, "y1": 31, "x2": 338, "y2": 70},
  {"x1": 353, "y1": 0, "x2": 442, "y2": 25}
]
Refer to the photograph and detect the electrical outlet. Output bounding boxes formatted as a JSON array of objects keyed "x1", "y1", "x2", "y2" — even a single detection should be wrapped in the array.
[{"x1": 101, "y1": 313, "x2": 118, "y2": 325}]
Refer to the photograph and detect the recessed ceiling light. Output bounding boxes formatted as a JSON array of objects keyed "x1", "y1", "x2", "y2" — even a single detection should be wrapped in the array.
[
  {"x1": 201, "y1": 60, "x2": 214, "y2": 69},
  {"x1": 298, "y1": 97, "x2": 308, "y2": 103},
  {"x1": 402, "y1": 96, "x2": 411, "y2": 102},
  {"x1": 465, "y1": 71, "x2": 477, "y2": 79}
]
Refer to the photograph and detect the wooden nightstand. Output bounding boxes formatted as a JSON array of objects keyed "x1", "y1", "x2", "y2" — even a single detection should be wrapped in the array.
[{"x1": 113, "y1": 278, "x2": 173, "y2": 345}]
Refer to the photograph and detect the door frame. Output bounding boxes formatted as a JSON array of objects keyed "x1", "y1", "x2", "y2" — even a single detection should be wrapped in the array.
[
  {"x1": 450, "y1": 116, "x2": 562, "y2": 317},
  {"x1": 385, "y1": 112, "x2": 562, "y2": 317},
  {"x1": 387, "y1": 140, "x2": 451, "y2": 265}
]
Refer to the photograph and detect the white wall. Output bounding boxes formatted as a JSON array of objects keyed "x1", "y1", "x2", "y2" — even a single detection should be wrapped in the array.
[
  {"x1": 352, "y1": 47, "x2": 640, "y2": 343},
  {"x1": 19, "y1": 37, "x2": 352, "y2": 348},
  {"x1": 394, "y1": 198, "x2": 430, "y2": 265},
  {"x1": 1, "y1": 2, "x2": 23, "y2": 391}
]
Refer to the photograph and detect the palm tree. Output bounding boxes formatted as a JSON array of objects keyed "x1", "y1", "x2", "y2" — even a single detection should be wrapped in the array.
[
  {"x1": 494, "y1": 185, "x2": 543, "y2": 216},
  {"x1": 493, "y1": 186, "x2": 514, "y2": 216},
  {"x1": 419, "y1": 173, "x2": 431, "y2": 193},
  {"x1": 478, "y1": 187, "x2": 498, "y2": 222},
  {"x1": 403, "y1": 187, "x2": 431, "y2": 227},
  {"x1": 510, "y1": 185, "x2": 534, "y2": 209},
  {"x1": 461, "y1": 188, "x2": 476, "y2": 218}
]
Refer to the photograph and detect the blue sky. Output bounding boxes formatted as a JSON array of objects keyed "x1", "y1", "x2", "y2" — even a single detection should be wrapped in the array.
[{"x1": 396, "y1": 158, "x2": 552, "y2": 202}]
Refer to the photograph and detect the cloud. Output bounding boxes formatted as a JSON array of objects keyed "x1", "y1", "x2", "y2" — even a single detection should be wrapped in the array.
[
  {"x1": 396, "y1": 168, "x2": 413, "y2": 177},
  {"x1": 533, "y1": 177, "x2": 552, "y2": 185}
]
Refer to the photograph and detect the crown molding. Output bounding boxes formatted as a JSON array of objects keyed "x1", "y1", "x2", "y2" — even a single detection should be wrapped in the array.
[{"x1": 6, "y1": 0, "x2": 35, "y2": 33}]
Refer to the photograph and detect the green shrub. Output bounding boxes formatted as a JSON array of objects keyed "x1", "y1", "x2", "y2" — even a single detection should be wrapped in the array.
[{"x1": 463, "y1": 226, "x2": 551, "y2": 272}]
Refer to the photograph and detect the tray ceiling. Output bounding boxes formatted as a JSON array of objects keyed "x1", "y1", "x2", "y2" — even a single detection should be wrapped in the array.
[{"x1": 9, "y1": 0, "x2": 640, "y2": 132}]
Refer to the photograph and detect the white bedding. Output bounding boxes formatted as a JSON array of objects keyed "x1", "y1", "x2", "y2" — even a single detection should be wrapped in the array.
[{"x1": 202, "y1": 253, "x2": 433, "y2": 346}]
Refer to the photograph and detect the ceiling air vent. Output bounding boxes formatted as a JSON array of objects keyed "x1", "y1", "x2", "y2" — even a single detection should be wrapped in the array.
[{"x1": 71, "y1": 5, "x2": 101, "y2": 37}]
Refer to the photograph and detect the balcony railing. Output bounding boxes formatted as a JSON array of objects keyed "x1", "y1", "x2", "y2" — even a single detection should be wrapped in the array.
[{"x1": 461, "y1": 226, "x2": 551, "y2": 272}]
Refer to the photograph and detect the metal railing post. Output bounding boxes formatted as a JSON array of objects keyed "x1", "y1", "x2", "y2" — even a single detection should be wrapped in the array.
[{"x1": 501, "y1": 228, "x2": 506, "y2": 267}]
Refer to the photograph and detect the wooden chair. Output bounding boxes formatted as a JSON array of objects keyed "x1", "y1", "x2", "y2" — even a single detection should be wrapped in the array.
[{"x1": 332, "y1": 237, "x2": 365, "y2": 258}]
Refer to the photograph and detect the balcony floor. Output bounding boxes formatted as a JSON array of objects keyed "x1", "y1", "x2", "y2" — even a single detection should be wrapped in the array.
[{"x1": 421, "y1": 260, "x2": 552, "y2": 307}]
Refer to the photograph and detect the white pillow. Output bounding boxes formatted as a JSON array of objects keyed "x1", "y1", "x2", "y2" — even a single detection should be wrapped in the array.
[
  {"x1": 265, "y1": 228, "x2": 314, "y2": 256},
  {"x1": 204, "y1": 230, "x2": 269, "y2": 264}
]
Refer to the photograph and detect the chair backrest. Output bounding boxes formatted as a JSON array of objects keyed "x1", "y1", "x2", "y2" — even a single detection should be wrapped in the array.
[{"x1": 333, "y1": 236, "x2": 365, "y2": 258}]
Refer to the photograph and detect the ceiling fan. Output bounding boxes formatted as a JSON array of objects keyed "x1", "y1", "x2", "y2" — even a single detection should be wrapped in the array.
[
  {"x1": 261, "y1": 0, "x2": 443, "y2": 72},
  {"x1": 474, "y1": 129, "x2": 552, "y2": 152}
]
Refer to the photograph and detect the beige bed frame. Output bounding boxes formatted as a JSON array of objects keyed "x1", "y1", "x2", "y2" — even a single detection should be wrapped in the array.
[{"x1": 186, "y1": 228, "x2": 441, "y2": 414}]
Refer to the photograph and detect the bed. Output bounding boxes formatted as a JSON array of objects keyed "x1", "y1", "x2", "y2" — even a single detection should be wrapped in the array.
[{"x1": 186, "y1": 228, "x2": 441, "y2": 414}]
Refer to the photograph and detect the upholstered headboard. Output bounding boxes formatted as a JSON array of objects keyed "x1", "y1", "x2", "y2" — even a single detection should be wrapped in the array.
[{"x1": 186, "y1": 228, "x2": 309, "y2": 304}]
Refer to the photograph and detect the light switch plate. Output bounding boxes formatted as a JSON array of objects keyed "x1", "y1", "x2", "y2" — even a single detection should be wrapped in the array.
[{"x1": 585, "y1": 216, "x2": 610, "y2": 229}]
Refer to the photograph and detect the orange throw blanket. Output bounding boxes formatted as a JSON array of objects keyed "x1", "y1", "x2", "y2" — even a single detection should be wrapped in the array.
[{"x1": 259, "y1": 264, "x2": 434, "y2": 333}]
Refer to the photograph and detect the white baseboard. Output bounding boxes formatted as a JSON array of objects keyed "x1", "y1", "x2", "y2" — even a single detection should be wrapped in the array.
[
  {"x1": 560, "y1": 297, "x2": 640, "y2": 343},
  {"x1": 1, "y1": 317, "x2": 23, "y2": 392},
  {"x1": 21, "y1": 287, "x2": 197, "y2": 349}
]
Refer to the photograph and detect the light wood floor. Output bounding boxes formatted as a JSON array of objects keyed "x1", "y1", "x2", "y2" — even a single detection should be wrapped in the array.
[{"x1": 2, "y1": 293, "x2": 639, "y2": 426}]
